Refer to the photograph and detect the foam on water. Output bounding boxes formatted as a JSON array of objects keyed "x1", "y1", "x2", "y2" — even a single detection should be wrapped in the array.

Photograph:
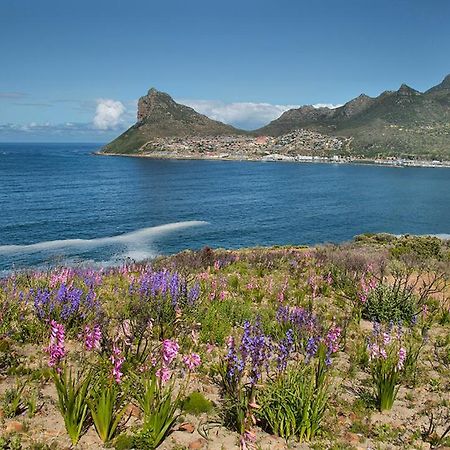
[{"x1": 0, "y1": 221, "x2": 208, "y2": 263}]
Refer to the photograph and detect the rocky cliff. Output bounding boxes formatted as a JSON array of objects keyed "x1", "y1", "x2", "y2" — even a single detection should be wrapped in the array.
[{"x1": 102, "y1": 88, "x2": 245, "y2": 154}]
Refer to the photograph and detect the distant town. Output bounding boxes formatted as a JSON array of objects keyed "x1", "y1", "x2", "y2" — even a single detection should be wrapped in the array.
[{"x1": 111, "y1": 129, "x2": 450, "y2": 168}]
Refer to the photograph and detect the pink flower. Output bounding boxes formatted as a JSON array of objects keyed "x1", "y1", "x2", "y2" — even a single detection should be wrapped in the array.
[
  {"x1": 110, "y1": 343, "x2": 125, "y2": 383},
  {"x1": 326, "y1": 272, "x2": 333, "y2": 285},
  {"x1": 156, "y1": 366, "x2": 171, "y2": 383},
  {"x1": 45, "y1": 320, "x2": 66, "y2": 370},
  {"x1": 325, "y1": 325, "x2": 341, "y2": 353},
  {"x1": 183, "y1": 353, "x2": 201, "y2": 371},
  {"x1": 162, "y1": 339, "x2": 179, "y2": 366},
  {"x1": 368, "y1": 343, "x2": 380, "y2": 361},
  {"x1": 84, "y1": 324, "x2": 102, "y2": 351},
  {"x1": 382, "y1": 332, "x2": 391, "y2": 346},
  {"x1": 397, "y1": 347, "x2": 406, "y2": 370}
]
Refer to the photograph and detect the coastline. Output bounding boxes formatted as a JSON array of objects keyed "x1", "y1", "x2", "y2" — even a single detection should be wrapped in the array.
[{"x1": 95, "y1": 150, "x2": 450, "y2": 169}]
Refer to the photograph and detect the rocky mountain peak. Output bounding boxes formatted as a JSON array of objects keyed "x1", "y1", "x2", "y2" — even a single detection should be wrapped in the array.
[
  {"x1": 337, "y1": 93, "x2": 374, "y2": 117},
  {"x1": 137, "y1": 88, "x2": 179, "y2": 121},
  {"x1": 426, "y1": 74, "x2": 450, "y2": 93},
  {"x1": 397, "y1": 84, "x2": 421, "y2": 96}
]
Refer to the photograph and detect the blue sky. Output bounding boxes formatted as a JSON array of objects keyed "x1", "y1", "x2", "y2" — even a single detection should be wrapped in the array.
[{"x1": 1, "y1": 0, "x2": 449, "y2": 141}]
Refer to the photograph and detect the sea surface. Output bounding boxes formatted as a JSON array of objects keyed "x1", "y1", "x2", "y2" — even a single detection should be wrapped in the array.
[{"x1": 1, "y1": 142, "x2": 449, "y2": 271}]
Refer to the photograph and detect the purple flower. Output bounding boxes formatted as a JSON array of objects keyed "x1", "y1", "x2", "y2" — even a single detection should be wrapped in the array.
[
  {"x1": 325, "y1": 325, "x2": 341, "y2": 354},
  {"x1": 306, "y1": 336, "x2": 318, "y2": 359},
  {"x1": 277, "y1": 329, "x2": 294, "y2": 372}
]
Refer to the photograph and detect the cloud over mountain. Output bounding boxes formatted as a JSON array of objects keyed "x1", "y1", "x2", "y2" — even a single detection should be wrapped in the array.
[{"x1": 178, "y1": 99, "x2": 341, "y2": 129}]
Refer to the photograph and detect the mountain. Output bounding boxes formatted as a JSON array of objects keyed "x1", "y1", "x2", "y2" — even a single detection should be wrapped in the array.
[
  {"x1": 102, "y1": 88, "x2": 245, "y2": 154},
  {"x1": 103, "y1": 75, "x2": 450, "y2": 159},
  {"x1": 256, "y1": 75, "x2": 450, "y2": 159}
]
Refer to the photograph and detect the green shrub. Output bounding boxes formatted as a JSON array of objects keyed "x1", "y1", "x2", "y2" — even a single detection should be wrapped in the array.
[
  {"x1": 362, "y1": 284, "x2": 417, "y2": 324},
  {"x1": 391, "y1": 236, "x2": 444, "y2": 261},
  {"x1": 182, "y1": 391, "x2": 213, "y2": 415}
]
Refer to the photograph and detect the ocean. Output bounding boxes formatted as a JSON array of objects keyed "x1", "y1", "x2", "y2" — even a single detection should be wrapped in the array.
[{"x1": 0, "y1": 142, "x2": 449, "y2": 270}]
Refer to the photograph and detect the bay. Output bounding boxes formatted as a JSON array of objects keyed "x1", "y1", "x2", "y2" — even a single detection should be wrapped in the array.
[{"x1": 0, "y1": 142, "x2": 449, "y2": 270}]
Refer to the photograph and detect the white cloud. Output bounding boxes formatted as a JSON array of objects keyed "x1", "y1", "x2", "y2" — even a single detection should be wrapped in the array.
[
  {"x1": 312, "y1": 103, "x2": 342, "y2": 109},
  {"x1": 93, "y1": 99, "x2": 126, "y2": 130},
  {"x1": 177, "y1": 99, "x2": 342, "y2": 129}
]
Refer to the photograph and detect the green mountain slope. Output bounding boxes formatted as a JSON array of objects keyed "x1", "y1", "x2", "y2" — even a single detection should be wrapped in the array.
[{"x1": 256, "y1": 75, "x2": 450, "y2": 159}]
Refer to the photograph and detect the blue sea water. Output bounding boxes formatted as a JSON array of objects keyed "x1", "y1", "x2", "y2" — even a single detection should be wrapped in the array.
[{"x1": 0, "y1": 142, "x2": 449, "y2": 270}]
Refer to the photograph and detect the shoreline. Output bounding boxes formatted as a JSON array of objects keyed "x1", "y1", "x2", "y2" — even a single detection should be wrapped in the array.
[{"x1": 95, "y1": 150, "x2": 450, "y2": 169}]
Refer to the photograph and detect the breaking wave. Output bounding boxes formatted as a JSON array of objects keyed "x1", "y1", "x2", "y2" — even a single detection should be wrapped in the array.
[{"x1": 0, "y1": 221, "x2": 208, "y2": 266}]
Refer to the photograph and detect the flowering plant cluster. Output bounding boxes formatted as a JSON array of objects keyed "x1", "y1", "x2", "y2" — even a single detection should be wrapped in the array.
[
  {"x1": 31, "y1": 283, "x2": 100, "y2": 328},
  {"x1": 367, "y1": 322, "x2": 407, "y2": 411}
]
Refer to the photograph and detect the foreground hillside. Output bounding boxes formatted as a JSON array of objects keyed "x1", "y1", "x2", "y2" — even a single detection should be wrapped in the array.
[
  {"x1": 0, "y1": 235, "x2": 449, "y2": 449},
  {"x1": 102, "y1": 75, "x2": 450, "y2": 160}
]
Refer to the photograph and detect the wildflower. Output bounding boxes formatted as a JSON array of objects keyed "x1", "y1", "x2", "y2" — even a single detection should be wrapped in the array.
[
  {"x1": 277, "y1": 329, "x2": 294, "y2": 372},
  {"x1": 397, "y1": 347, "x2": 406, "y2": 370},
  {"x1": 368, "y1": 343, "x2": 380, "y2": 361},
  {"x1": 84, "y1": 324, "x2": 102, "y2": 351},
  {"x1": 306, "y1": 336, "x2": 318, "y2": 359},
  {"x1": 156, "y1": 366, "x2": 171, "y2": 383},
  {"x1": 183, "y1": 353, "x2": 201, "y2": 371},
  {"x1": 121, "y1": 320, "x2": 133, "y2": 346},
  {"x1": 162, "y1": 339, "x2": 179, "y2": 366},
  {"x1": 110, "y1": 343, "x2": 125, "y2": 383},
  {"x1": 45, "y1": 320, "x2": 66, "y2": 370},
  {"x1": 308, "y1": 275, "x2": 318, "y2": 300},
  {"x1": 325, "y1": 325, "x2": 341, "y2": 354},
  {"x1": 188, "y1": 282, "x2": 200, "y2": 305},
  {"x1": 226, "y1": 336, "x2": 244, "y2": 380}
]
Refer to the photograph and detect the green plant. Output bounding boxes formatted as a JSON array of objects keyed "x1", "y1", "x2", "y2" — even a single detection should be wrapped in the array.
[
  {"x1": 182, "y1": 391, "x2": 213, "y2": 415},
  {"x1": 367, "y1": 326, "x2": 407, "y2": 412},
  {"x1": 422, "y1": 406, "x2": 450, "y2": 447},
  {"x1": 439, "y1": 307, "x2": 450, "y2": 325},
  {"x1": 88, "y1": 381, "x2": 128, "y2": 443},
  {"x1": 363, "y1": 284, "x2": 417, "y2": 324},
  {"x1": 1, "y1": 381, "x2": 28, "y2": 418},
  {"x1": 113, "y1": 434, "x2": 134, "y2": 450},
  {"x1": 52, "y1": 367, "x2": 92, "y2": 445},
  {"x1": 0, "y1": 434, "x2": 22, "y2": 450},
  {"x1": 132, "y1": 372, "x2": 180, "y2": 449},
  {"x1": 26, "y1": 389, "x2": 39, "y2": 418},
  {"x1": 257, "y1": 350, "x2": 329, "y2": 442}
]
